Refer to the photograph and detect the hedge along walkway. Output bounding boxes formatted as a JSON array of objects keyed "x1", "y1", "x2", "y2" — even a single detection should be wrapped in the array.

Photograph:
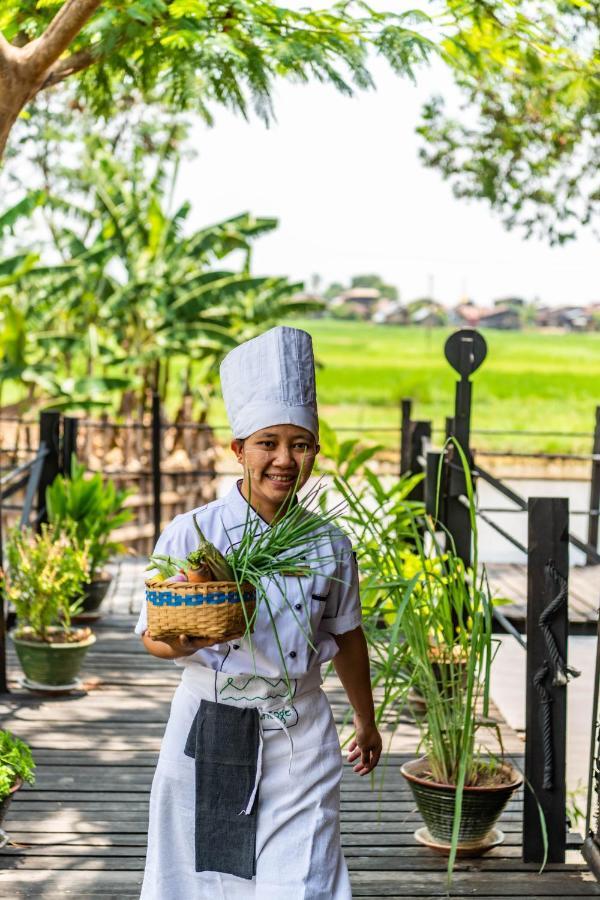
[{"x1": 0, "y1": 558, "x2": 598, "y2": 899}]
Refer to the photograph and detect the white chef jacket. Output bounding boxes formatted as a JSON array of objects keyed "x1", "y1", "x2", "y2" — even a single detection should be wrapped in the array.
[{"x1": 135, "y1": 481, "x2": 362, "y2": 677}]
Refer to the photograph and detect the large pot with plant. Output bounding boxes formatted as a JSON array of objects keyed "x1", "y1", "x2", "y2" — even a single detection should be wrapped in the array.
[
  {"x1": 326, "y1": 436, "x2": 523, "y2": 878},
  {"x1": 5, "y1": 524, "x2": 96, "y2": 691},
  {"x1": 0, "y1": 731, "x2": 35, "y2": 846},
  {"x1": 396, "y1": 534, "x2": 522, "y2": 857},
  {"x1": 46, "y1": 457, "x2": 132, "y2": 618}
]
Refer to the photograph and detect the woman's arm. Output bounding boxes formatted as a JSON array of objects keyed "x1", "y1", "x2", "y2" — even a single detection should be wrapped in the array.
[
  {"x1": 333, "y1": 625, "x2": 382, "y2": 775},
  {"x1": 141, "y1": 631, "x2": 216, "y2": 660}
]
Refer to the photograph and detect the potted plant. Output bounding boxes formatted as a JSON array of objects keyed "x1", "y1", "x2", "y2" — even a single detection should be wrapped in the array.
[
  {"x1": 46, "y1": 457, "x2": 132, "y2": 617},
  {"x1": 0, "y1": 731, "x2": 35, "y2": 846},
  {"x1": 327, "y1": 437, "x2": 523, "y2": 880},
  {"x1": 5, "y1": 524, "x2": 96, "y2": 691},
  {"x1": 396, "y1": 536, "x2": 522, "y2": 861}
]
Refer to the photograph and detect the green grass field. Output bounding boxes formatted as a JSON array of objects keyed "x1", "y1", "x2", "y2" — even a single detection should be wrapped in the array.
[
  {"x1": 6, "y1": 319, "x2": 598, "y2": 455},
  {"x1": 263, "y1": 320, "x2": 600, "y2": 454}
]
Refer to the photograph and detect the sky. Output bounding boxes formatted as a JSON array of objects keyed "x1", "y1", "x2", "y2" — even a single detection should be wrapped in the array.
[{"x1": 176, "y1": 58, "x2": 598, "y2": 309}]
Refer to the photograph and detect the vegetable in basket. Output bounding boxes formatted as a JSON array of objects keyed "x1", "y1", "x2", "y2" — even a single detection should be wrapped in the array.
[
  {"x1": 145, "y1": 481, "x2": 344, "y2": 670},
  {"x1": 146, "y1": 515, "x2": 235, "y2": 585}
]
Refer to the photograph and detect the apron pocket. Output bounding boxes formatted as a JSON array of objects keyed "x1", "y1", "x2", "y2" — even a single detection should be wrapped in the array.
[{"x1": 185, "y1": 699, "x2": 260, "y2": 880}]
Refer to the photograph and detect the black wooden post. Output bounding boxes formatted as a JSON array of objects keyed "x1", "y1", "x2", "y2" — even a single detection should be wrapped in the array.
[
  {"x1": 62, "y1": 416, "x2": 79, "y2": 476},
  {"x1": 37, "y1": 411, "x2": 61, "y2": 528},
  {"x1": 152, "y1": 393, "x2": 162, "y2": 549},
  {"x1": 523, "y1": 497, "x2": 570, "y2": 864},
  {"x1": 405, "y1": 420, "x2": 432, "y2": 504},
  {"x1": 443, "y1": 330, "x2": 487, "y2": 567},
  {"x1": 587, "y1": 406, "x2": 600, "y2": 565},
  {"x1": 400, "y1": 398, "x2": 412, "y2": 477}
]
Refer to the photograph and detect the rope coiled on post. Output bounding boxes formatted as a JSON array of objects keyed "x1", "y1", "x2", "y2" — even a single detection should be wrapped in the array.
[{"x1": 532, "y1": 560, "x2": 581, "y2": 791}]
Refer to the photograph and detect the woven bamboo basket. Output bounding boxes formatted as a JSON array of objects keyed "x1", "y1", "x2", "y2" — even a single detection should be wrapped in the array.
[{"x1": 145, "y1": 580, "x2": 256, "y2": 642}]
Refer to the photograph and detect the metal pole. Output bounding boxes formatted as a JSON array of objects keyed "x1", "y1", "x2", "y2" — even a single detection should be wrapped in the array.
[
  {"x1": 523, "y1": 497, "x2": 570, "y2": 864},
  {"x1": 400, "y1": 398, "x2": 412, "y2": 478},
  {"x1": 152, "y1": 393, "x2": 162, "y2": 549},
  {"x1": 587, "y1": 407, "x2": 600, "y2": 564}
]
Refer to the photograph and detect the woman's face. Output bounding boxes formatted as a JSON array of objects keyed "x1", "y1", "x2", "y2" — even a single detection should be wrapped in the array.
[{"x1": 231, "y1": 424, "x2": 318, "y2": 521}]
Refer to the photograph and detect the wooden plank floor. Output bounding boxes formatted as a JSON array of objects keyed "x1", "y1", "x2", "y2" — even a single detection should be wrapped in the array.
[
  {"x1": 0, "y1": 559, "x2": 598, "y2": 898},
  {"x1": 488, "y1": 563, "x2": 600, "y2": 632}
]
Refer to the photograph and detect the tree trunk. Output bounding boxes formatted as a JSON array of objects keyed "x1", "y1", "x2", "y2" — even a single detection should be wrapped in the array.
[
  {"x1": 0, "y1": 43, "x2": 31, "y2": 161},
  {"x1": 0, "y1": 1, "x2": 103, "y2": 161}
]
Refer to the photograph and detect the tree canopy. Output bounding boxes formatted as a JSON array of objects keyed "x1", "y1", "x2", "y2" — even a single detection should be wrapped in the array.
[
  {"x1": 0, "y1": 1, "x2": 597, "y2": 242},
  {"x1": 417, "y1": 0, "x2": 600, "y2": 244},
  {"x1": 0, "y1": 0, "x2": 433, "y2": 158}
]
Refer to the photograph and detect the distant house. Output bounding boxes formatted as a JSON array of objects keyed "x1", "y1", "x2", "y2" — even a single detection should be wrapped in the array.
[
  {"x1": 536, "y1": 306, "x2": 590, "y2": 330},
  {"x1": 409, "y1": 304, "x2": 447, "y2": 327},
  {"x1": 493, "y1": 296, "x2": 526, "y2": 308},
  {"x1": 331, "y1": 287, "x2": 382, "y2": 319},
  {"x1": 452, "y1": 302, "x2": 483, "y2": 327},
  {"x1": 373, "y1": 301, "x2": 409, "y2": 325},
  {"x1": 478, "y1": 305, "x2": 521, "y2": 330}
]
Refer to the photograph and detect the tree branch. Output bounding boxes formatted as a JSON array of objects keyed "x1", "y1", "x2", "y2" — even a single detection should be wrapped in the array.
[
  {"x1": 40, "y1": 48, "x2": 95, "y2": 88},
  {"x1": 24, "y1": 0, "x2": 103, "y2": 77}
]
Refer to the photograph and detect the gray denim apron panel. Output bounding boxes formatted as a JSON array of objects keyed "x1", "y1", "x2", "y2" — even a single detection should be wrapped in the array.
[{"x1": 184, "y1": 699, "x2": 260, "y2": 880}]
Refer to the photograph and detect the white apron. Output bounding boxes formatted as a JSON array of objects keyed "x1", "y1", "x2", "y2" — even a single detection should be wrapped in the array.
[{"x1": 140, "y1": 665, "x2": 352, "y2": 899}]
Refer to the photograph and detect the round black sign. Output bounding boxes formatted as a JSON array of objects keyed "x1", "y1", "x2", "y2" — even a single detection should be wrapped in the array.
[{"x1": 444, "y1": 329, "x2": 487, "y2": 377}]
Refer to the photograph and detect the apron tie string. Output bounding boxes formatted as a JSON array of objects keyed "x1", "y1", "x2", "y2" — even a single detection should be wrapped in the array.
[{"x1": 240, "y1": 710, "x2": 295, "y2": 816}]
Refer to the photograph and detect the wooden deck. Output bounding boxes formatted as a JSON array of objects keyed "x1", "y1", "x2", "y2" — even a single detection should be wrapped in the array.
[
  {"x1": 0, "y1": 559, "x2": 599, "y2": 898},
  {"x1": 488, "y1": 563, "x2": 600, "y2": 632}
]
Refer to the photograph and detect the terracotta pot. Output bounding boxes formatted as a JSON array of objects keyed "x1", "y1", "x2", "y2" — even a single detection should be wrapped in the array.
[{"x1": 401, "y1": 757, "x2": 522, "y2": 853}]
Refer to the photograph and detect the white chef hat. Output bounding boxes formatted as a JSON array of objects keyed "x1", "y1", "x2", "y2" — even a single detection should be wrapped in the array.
[{"x1": 220, "y1": 326, "x2": 319, "y2": 441}]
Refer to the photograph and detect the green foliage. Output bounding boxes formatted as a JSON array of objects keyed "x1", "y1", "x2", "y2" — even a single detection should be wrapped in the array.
[
  {"x1": 0, "y1": 730, "x2": 35, "y2": 801},
  {"x1": 317, "y1": 426, "x2": 425, "y2": 716},
  {"x1": 417, "y1": 1, "x2": 600, "y2": 243},
  {"x1": 320, "y1": 433, "x2": 522, "y2": 882},
  {"x1": 1, "y1": 128, "x2": 322, "y2": 414},
  {"x1": 0, "y1": 1, "x2": 433, "y2": 134},
  {"x1": 4, "y1": 525, "x2": 90, "y2": 640},
  {"x1": 46, "y1": 458, "x2": 133, "y2": 581}
]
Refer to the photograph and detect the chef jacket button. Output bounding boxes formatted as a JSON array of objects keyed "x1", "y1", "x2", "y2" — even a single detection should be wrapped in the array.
[
  {"x1": 294, "y1": 604, "x2": 302, "y2": 611},
  {"x1": 232, "y1": 643, "x2": 240, "y2": 650},
  {"x1": 289, "y1": 650, "x2": 297, "y2": 659}
]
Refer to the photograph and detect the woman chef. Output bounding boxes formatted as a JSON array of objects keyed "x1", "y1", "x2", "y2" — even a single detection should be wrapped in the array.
[{"x1": 136, "y1": 326, "x2": 382, "y2": 899}]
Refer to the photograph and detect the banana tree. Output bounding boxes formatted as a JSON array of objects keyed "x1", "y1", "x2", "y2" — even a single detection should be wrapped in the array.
[{"x1": 5, "y1": 137, "x2": 322, "y2": 418}]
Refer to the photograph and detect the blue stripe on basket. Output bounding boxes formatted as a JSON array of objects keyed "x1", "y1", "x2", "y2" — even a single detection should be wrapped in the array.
[{"x1": 146, "y1": 589, "x2": 254, "y2": 608}]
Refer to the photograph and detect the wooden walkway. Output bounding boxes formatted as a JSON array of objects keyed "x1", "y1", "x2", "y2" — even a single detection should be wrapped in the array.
[
  {"x1": 0, "y1": 559, "x2": 599, "y2": 898},
  {"x1": 488, "y1": 563, "x2": 600, "y2": 632}
]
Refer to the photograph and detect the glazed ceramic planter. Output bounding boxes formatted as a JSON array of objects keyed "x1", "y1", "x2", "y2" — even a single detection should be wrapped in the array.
[
  {"x1": 77, "y1": 576, "x2": 112, "y2": 617},
  {"x1": 10, "y1": 630, "x2": 96, "y2": 689},
  {"x1": 401, "y1": 757, "x2": 522, "y2": 853}
]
